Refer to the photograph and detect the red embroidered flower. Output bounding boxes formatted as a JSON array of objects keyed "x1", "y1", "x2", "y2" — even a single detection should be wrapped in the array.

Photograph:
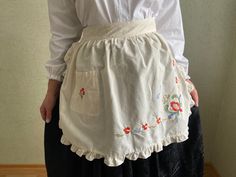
[
  {"x1": 142, "y1": 123, "x2": 149, "y2": 130},
  {"x1": 175, "y1": 77, "x2": 179, "y2": 84},
  {"x1": 156, "y1": 117, "x2": 161, "y2": 124},
  {"x1": 79, "y1": 88, "x2": 86, "y2": 98},
  {"x1": 123, "y1": 127, "x2": 131, "y2": 134},
  {"x1": 170, "y1": 101, "x2": 183, "y2": 112}
]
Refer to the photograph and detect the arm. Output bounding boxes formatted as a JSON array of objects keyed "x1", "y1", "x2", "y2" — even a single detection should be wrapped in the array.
[
  {"x1": 154, "y1": 0, "x2": 191, "y2": 80},
  {"x1": 45, "y1": 0, "x2": 83, "y2": 83},
  {"x1": 40, "y1": 0, "x2": 83, "y2": 123}
]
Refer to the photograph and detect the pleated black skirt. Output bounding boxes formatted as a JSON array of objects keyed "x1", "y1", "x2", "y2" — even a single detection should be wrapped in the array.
[{"x1": 44, "y1": 96, "x2": 204, "y2": 177}]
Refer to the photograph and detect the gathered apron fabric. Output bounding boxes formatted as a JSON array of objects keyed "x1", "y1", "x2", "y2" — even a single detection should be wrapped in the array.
[
  {"x1": 44, "y1": 97, "x2": 204, "y2": 177},
  {"x1": 58, "y1": 17, "x2": 196, "y2": 167}
]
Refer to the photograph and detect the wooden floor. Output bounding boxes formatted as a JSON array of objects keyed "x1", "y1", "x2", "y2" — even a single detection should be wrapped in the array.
[
  {"x1": 0, "y1": 165, "x2": 46, "y2": 177},
  {"x1": 204, "y1": 163, "x2": 221, "y2": 177},
  {"x1": 0, "y1": 163, "x2": 220, "y2": 177}
]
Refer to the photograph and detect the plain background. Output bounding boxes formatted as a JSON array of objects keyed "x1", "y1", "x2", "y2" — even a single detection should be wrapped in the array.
[{"x1": 0, "y1": 0, "x2": 235, "y2": 177}]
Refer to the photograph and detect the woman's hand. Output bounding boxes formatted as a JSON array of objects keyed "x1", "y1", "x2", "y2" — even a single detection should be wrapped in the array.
[
  {"x1": 40, "y1": 79, "x2": 62, "y2": 123},
  {"x1": 185, "y1": 79, "x2": 199, "y2": 107}
]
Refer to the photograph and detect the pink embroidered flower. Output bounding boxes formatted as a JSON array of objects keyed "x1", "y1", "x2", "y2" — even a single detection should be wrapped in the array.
[
  {"x1": 170, "y1": 101, "x2": 183, "y2": 112},
  {"x1": 79, "y1": 88, "x2": 86, "y2": 99},
  {"x1": 172, "y1": 59, "x2": 176, "y2": 67},
  {"x1": 156, "y1": 117, "x2": 161, "y2": 124},
  {"x1": 123, "y1": 127, "x2": 131, "y2": 134},
  {"x1": 142, "y1": 123, "x2": 149, "y2": 130}
]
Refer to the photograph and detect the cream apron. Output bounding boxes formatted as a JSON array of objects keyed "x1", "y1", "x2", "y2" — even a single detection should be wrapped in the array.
[{"x1": 59, "y1": 17, "x2": 195, "y2": 167}]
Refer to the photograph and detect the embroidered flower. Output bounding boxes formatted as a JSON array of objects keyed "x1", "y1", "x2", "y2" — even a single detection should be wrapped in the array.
[
  {"x1": 163, "y1": 94, "x2": 183, "y2": 119},
  {"x1": 175, "y1": 76, "x2": 179, "y2": 84},
  {"x1": 116, "y1": 113, "x2": 166, "y2": 137},
  {"x1": 156, "y1": 117, "x2": 161, "y2": 124},
  {"x1": 115, "y1": 93, "x2": 183, "y2": 138},
  {"x1": 123, "y1": 127, "x2": 131, "y2": 134},
  {"x1": 142, "y1": 123, "x2": 149, "y2": 130},
  {"x1": 169, "y1": 101, "x2": 183, "y2": 112},
  {"x1": 172, "y1": 59, "x2": 176, "y2": 67},
  {"x1": 79, "y1": 87, "x2": 86, "y2": 99}
]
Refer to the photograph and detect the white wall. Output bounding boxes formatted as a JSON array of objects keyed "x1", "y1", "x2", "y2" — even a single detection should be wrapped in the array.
[
  {"x1": 181, "y1": 0, "x2": 236, "y2": 163},
  {"x1": 0, "y1": 0, "x2": 50, "y2": 163},
  {"x1": 211, "y1": 35, "x2": 236, "y2": 177}
]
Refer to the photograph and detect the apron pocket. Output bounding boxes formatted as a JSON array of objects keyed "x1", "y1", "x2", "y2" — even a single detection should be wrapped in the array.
[{"x1": 70, "y1": 69, "x2": 103, "y2": 117}]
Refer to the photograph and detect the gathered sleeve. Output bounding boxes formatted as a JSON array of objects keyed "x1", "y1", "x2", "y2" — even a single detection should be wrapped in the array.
[
  {"x1": 154, "y1": 0, "x2": 191, "y2": 80},
  {"x1": 45, "y1": 0, "x2": 83, "y2": 82}
]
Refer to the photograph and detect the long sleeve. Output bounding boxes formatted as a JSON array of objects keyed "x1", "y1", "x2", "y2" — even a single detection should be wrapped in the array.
[
  {"x1": 45, "y1": 0, "x2": 83, "y2": 82},
  {"x1": 154, "y1": 0, "x2": 191, "y2": 80}
]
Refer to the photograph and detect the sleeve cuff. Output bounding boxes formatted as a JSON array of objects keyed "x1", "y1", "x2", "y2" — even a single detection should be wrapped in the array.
[
  {"x1": 46, "y1": 74, "x2": 64, "y2": 82},
  {"x1": 44, "y1": 62, "x2": 66, "y2": 82}
]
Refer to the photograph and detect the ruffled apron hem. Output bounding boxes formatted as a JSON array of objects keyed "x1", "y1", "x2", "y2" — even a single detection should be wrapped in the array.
[{"x1": 60, "y1": 128, "x2": 189, "y2": 167}]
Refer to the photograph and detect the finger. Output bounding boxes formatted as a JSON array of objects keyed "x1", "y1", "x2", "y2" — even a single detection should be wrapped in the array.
[
  {"x1": 40, "y1": 106, "x2": 46, "y2": 121},
  {"x1": 191, "y1": 89, "x2": 199, "y2": 107},
  {"x1": 194, "y1": 89, "x2": 199, "y2": 107},
  {"x1": 45, "y1": 109, "x2": 52, "y2": 123}
]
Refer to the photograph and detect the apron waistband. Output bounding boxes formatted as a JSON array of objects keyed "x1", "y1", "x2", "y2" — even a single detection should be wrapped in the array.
[{"x1": 79, "y1": 17, "x2": 156, "y2": 41}]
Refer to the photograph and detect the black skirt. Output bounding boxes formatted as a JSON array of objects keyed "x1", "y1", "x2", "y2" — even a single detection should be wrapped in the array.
[{"x1": 44, "y1": 97, "x2": 204, "y2": 177}]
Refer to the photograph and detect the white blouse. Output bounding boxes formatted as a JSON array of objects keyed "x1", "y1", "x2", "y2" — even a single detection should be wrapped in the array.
[{"x1": 45, "y1": 0, "x2": 191, "y2": 82}]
